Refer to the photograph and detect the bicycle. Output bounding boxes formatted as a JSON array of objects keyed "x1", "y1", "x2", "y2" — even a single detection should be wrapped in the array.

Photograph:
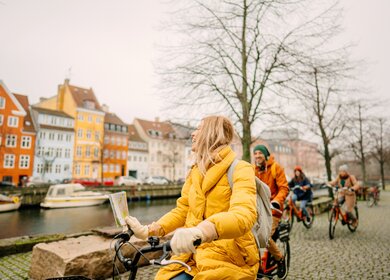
[
  {"x1": 257, "y1": 221, "x2": 290, "y2": 280},
  {"x1": 366, "y1": 185, "x2": 380, "y2": 207},
  {"x1": 328, "y1": 186, "x2": 359, "y2": 240},
  {"x1": 281, "y1": 186, "x2": 315, "y2": 231}
]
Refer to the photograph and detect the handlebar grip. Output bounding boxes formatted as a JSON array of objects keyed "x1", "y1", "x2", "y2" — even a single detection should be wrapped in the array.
[{"x1": 164, "y1": 239, "x2": 202, "y2": 252}]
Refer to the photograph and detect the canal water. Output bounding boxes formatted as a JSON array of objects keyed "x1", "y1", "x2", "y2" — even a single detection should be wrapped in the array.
[{"x1": 0, "y1": 199, "x2": 177, "y2": 239}]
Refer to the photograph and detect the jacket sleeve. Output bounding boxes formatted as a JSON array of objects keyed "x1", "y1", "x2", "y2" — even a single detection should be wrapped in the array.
[
  {"x1": 207, "y1": 161, "x2": 257, "y2": 239},
  {"x1": 350, "y1": 175, "x2": 360, "y2": 191},
  {"x1": 156, "y1": 174, "x2": 191, "y2": 235},
  {"x1": 272, "y1": 163, "x2": 289, "y2": 206}
]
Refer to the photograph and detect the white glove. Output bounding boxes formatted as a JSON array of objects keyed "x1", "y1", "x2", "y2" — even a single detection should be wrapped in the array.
[
  {"x1": 170, "y1": 227, "x2": 203, "y2": 255},
  {"x1": 125, "y1": 216, "x2": 148, "y2": 240}
]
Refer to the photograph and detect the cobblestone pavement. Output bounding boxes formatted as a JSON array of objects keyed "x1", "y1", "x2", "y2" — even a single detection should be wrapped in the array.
[{"x1": 1, "y1": 192, "x2": 389, "y2": 280}]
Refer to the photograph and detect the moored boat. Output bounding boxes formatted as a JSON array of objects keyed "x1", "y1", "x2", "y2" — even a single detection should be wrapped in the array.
[
  {"x1": 0, "y1": 194, "x2": 22, "y2": 212},
  {"x1": 40, "y1": 183, "x2": 108, "y2": 209}
]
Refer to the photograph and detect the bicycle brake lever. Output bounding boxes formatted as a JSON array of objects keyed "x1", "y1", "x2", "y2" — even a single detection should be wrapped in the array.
[{"x1": 150, "y1": 259, "x2": 192, "y2": 272}]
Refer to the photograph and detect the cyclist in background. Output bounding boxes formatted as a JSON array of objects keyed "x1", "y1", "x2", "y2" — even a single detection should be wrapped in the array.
[
  {"x1": 253, "y1": 144, "x2": 289, "y2": 279},
  {"x1": 288, "y1": 166, "x2": 313, "y2": 222},
  {"x1": 329, "y1": 165, "x2": 359, "y2": 226}
]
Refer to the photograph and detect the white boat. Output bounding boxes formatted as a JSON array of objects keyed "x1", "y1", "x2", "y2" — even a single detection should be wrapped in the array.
[
  {"x1": 0, "y1": 195, "x2": 22, "y2": 212},
  {"x1": 41, "y1": 183, "x2": 108, "y2": 209}
]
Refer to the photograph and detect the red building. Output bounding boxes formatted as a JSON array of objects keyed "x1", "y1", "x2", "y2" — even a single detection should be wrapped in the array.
[{"x1": 0, "y1": 81, "x2": 36, "y2": 185}]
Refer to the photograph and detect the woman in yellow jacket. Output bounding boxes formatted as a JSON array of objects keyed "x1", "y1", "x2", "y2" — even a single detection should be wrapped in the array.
[{"x1": 125, "y1": 116, "x2": 259, "y2": 280}]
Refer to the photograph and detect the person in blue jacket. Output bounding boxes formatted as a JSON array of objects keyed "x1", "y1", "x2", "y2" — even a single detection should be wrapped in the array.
[{"x1": 288, "y1": 166, "x2": 313, "y2": 221}]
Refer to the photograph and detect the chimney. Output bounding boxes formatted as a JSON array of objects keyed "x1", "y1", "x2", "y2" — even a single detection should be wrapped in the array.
[
  {"x1": 64, "y1": 78, "x2": 70, "y2": 85},
  {"x1": 102, "y1": 104, "x2": 109, "y2": 112}
]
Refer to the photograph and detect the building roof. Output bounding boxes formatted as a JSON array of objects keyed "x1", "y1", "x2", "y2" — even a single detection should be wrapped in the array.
[
  {"x1": 135, "y1": 118, "x2": 175, "y2": 140},
  {"x1": 128, "y1": 124, "x2": 145, "y2": 142},
  {"x1": 104, "y1": 112, "x2": 126, "y2": 126},
  {"x1": 40, "y1": 124, "x2": 75, "y2": 132},
  {"x1": 14, "y1": 93, "x2": 36, "y2": 133},
  {"x1": 67, "y1": 84, "x2": 103, "y2": 111},
  {"x1": 31, "y1": 106, "x2": 74, "y2": 119},
  {"x1": 0, "y1": 80, "x2": 26, "y2": 116},
  {"x1": 169, "y1": 122, "x2": 194, "y2": 140}
]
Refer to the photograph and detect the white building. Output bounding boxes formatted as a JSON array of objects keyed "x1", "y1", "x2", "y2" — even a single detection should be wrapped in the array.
[
  {"x1": 134, "y1": 118, "x2": 187, "y2": 181},
  {"x1": 127, "y1": 124, "x2": 149, "y2": 180},
  {"x1": 31, "y1": 107, "x2": 75, "y2": 182}
]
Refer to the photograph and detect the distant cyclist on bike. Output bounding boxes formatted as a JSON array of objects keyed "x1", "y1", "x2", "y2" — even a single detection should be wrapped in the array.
[
  {"x1": 253, "y1": 144, "x2": 289, "y2": 279},
  {"x1": 288, "y1": 166, "x2": 313, "y2": 222},
  {"x1": 329, "y1": 165, "x2": 359, "y2": 225}
]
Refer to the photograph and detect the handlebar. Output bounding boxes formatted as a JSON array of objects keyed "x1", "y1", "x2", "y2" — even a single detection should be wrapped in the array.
[{"x1": 114, "y1": 229, "x2": 201, "y2": 274}]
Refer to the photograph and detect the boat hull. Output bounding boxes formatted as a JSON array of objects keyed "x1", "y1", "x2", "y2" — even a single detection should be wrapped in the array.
[
  {"x1": 0, "y1": 202, "x2": 22, "y2": 212},
  {"x1": 40, "y1": 196, "x2": 108, "y2": 209}
]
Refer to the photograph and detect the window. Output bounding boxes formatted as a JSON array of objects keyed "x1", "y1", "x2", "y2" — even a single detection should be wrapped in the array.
[
  {"x1": 46, "y1": 163, "x2": 53, "y2": 173},
  {"x1": 88, "y1": 115, "x2": 92, "y2": 122},
  {"x1": 19, "y1": 155, "x2": 30, "y2": 168},
  {"x1": 6, "y1": 135, "x2": 17, "y2": 147},
  {"x1": 96, "y1": 117, "x2": 101, "y2": 123},
  {"x1": 116, "y1": 165, "x2": 120, "y2": 173},
  {"x1": 7, "y1": 116, "x2": 18, "y2": 127},
  {"x1": 116, "y1": 137, "x2": 121, "y2": 146},
  {"x1": 37, "y1": 163, "x2": 43, "y2": 173},
  {"x1": 86, "y1": 130, "x2": 92, "y2": 139},
  {"x1": 116, "y1": 151, "x2": 120, "y2": 159},
  {"x1": 104, "y1": 136, "x2": 109, "y2": 144},
  {"x1": 122, "y1": 137, "x2": 127, "y2": 146},
  {"x1": 85, "y1": 146, "x2": 91, "y2": 157},
  {"x1": 48, "y1": 147, "x2": 55, "y2": 157},
  {"x1": 133, "y1": 155, "x2": 137, "y2": 162},
  {"x1": 64, "y1": 149, "x2": 71, "y2": 158},
  {"x1": 0, "y1": 96, "x2": 5, "y2": 108},
  {"x1": 103, "y1": 164, "x2": 108, "y2": 172},
  {"x1": 53, "y1": 164, "x2": 60, "y2": 173},
  {"x1": 56, "y1": 148, "x2": 62, "y2": 158},
  {"x1": 39, "y1": 131, "x2": 46, "y2": 139},
  {"x1": 94, "y1": 147, "x2": 99, "y2": 158},
  {"x1": 104, "y1": 149, "x2": 109, "y2": 158},
  {"x1": 51, "y1": 117, "x2": 57, "y2": 125},
  {"x1": 122, "y1": 151, "x2": 126, "y2": 160},
  {"x1": 78, "y1": 114, "x2": 84, "y2": 121},
  {"x1": 0, "y1": 114, "x2": 3, "y2": 125},
  {"x1": 77, "y1": 129, "x2": 83, "y2": 138},
  {"x1": 109, "y1": 164, "x2": 114, "y2": 172},
  {"x1": 76, "y1": 146, "x2": 82, "y2": 157},
  {"x1": 57, "y1": 134, "x2": 63, "y2": 141},
  {"x1": 111, "y1": 136, "x2": 115, "y2": 145},
  {"x1": 37, "y1": 146, "x2": 43, "y2": 156},
  {"x1": 84, "y1": 165, "x2": 90, "y2": 176},
  {"x1": 21, "y1": 136, "x2": 32, "y2": 148},
  {"x1": 48, "y1": 133, "x2": 55, "y2": 140},
  {"x1": 95, "y1": 131, "x2": 100, "y2": 142},
  {"x1": 110, "y1": 150, "x2": 115, "y2": 159},
  {"x1": 64, "y1": 164, "x2": 70, "y2": 172},
  {"x1": 66, "y1": 134, "x2": 72, "y2": 142},
  {"x1": 75, "y1": 164, "x2": 81, "y2": 175},
  {"x1": 4, "y1": 154, "x2": 15, "y2": 168}
]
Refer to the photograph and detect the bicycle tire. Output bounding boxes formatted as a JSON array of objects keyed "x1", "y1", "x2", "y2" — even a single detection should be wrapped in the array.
[
  {"x1": 347, "y1": 206, "x2": 359, "y2": 232},
  {"x1": 329, "y1": 208, "x2": 337, "y2": 240},
  {"x1": 281, "y1": 207, "x2": 294, "y2": 231},
  {"x1": 302, "y1": 204, "x2": 315, "y2": 229},
  {"x1": 367, "y1": 193, "x2": 374, "y2": 207},
  {"x1": 278, "y1": 239, "x2": 290, "y2": 280}
]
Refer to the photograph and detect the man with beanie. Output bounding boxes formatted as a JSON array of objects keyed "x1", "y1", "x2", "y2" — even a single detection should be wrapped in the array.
[{"x1": 253, "y1": 144, "x2": 289, "y2": 279}]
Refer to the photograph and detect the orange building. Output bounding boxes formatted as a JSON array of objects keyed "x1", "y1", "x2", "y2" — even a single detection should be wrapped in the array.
[
  {"x1": 103, "y1": 112, "x2": 128, "y2": 179},
  {"x1": 0, "y1": 81, "x2": 36, "y2": 185}
]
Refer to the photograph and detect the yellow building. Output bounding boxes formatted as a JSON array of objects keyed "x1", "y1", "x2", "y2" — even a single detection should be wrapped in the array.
[{"x1": 34, "y1": 79, "x2": 105, "y2": 179}]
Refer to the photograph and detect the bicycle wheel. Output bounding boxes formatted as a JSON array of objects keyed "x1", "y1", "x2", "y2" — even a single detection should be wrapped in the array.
[
  {"x1": 347, "y1": 206, "x2": 359, "y2": 232},
  {"x1": 302, "y1": 204, "x2": 315, "y2": 229},
  {"x1": 367, "y1": 193, "x2": 374, "y2": 207},
  {"x1": 281, "y1": 207, "x2": 294, "y2": 231},
  {"x1": 329, "y1": 208, "x2": 338, "y2": 240},
  {"x1": 277, "y1": 239, "x2": 290, "y2": 280}
]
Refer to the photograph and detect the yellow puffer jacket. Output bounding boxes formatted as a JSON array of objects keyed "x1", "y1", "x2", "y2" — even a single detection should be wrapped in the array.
[{"x1": 155, "y1": 146, "x2": 259, "y2": 280}]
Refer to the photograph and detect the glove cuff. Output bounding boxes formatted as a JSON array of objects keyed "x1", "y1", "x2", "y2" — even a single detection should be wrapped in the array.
[
  {"x1": 148, "y1": 222, "x2": 165, "y2": 237},
  {"x1": 197, "y1": 220, "x2": 218, "y2": 243}
]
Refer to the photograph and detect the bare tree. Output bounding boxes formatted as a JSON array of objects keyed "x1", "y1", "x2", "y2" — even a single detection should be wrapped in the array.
[
  {"x1": 371, "y1": 118, "x2": 389, "y2": 190},
  {"x1": 160, "y1": 0, "x2": 344, "y2": 161}
]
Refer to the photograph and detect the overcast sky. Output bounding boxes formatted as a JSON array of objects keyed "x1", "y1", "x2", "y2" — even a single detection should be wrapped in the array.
[{"x1": 0, "y1": 0, "x2": 389, "y2": 124}]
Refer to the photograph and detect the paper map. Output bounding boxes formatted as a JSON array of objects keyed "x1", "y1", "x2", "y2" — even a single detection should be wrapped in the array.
[{"x1": 108, "y1": 192, "x2": 129, "y2": 227}]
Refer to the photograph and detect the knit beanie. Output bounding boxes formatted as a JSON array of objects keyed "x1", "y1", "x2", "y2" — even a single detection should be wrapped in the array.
[{"x1": 253, "y1": 145, "x2": 270, "y2": 160}]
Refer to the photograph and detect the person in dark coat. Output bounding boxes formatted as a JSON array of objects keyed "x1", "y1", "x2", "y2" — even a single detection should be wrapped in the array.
[{"x1": 288, "y1": 166, "x2": 313, "y2": 220}]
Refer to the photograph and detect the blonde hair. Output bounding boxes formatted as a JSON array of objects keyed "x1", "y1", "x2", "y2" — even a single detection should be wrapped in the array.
[{"x1": 194, "y1": 116, "x2": 234, "y2": 174}]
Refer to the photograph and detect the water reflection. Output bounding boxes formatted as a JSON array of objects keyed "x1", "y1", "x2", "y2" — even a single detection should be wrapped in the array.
[{"x1": 0, "y1": 199, "x2": 176, "y2": 239}]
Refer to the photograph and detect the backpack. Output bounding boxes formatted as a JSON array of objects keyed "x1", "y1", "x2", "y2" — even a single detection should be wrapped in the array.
[{"x1": 227, "y1": 159, "x2": 273, "y2": 249}]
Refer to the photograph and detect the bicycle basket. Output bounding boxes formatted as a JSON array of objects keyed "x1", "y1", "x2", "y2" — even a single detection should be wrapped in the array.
[{"x1": 277, "y1": 222, "x2": 290, "y2": 242}]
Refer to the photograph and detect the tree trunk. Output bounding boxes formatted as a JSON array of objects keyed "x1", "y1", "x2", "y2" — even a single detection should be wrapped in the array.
[
  {"x1": 323, "y1": 141, "x2": 332, "y2": 181},
  {"x1": 358, "y1": 104, "x2": 367, "y2": 184},
  {"x1": 380, "y1": 160, "x2": 385, "y2": 190},
  {"x1": 241, "y1": 120, "x2": 252, "y2": 162}
]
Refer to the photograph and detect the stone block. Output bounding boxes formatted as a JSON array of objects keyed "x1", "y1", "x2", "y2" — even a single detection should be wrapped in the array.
[{"x1": 28, "y1": 234, "x2": 171, "y2": 280}]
